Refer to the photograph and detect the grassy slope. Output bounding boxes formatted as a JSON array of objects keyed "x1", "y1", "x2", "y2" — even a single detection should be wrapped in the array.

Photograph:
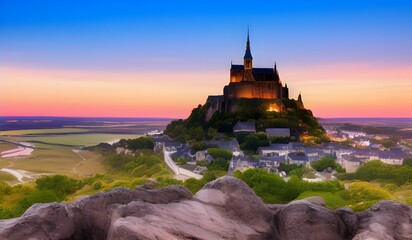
[
  {"x1": 0, "y1": 142, "x2": 17, "y2": 152},
  {"x1": 9, "y1": 144, "x2": 105, "y2": 177}
]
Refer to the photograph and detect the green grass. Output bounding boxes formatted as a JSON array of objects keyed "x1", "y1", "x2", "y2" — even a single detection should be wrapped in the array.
[
  {"x1": 0, "y1": 128, "x2": 90, "y2": 136},
  {"x1": 9, "y1": 143, "x2": 105, "y2": 177},
  {"x1": 0, "y1": 172, "x2": 17, "y2": 183},
  {"x1": 297, "y1": 191, "x2": 347, "y2": 209}
]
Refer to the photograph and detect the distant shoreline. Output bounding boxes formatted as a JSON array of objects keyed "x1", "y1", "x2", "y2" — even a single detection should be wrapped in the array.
[
  {"x1": 0, "y1": 116, "x2": 176, "y2": 121},
  {"x1": 0, "y1": 117, "x2": 174, "y2": 132}
]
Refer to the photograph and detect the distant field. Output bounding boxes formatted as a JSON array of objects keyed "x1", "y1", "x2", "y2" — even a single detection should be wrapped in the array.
[
  {"x1": 0, "y1": 132, "x2": 143, "y2": 183},
  {"x1": 0, "y1": 118, "x2": 165, "y2": 184},
  {"x1": 1, "y1": 133, "x2": 142, "y2": 147},
  {"x1": 2, "y1": 142, "x2": 105, "y2": 178},
  {"x1": 0, "y1": 171, "x2": 17, "y2": 184},
  {"x1": 0, "y1": 141, "x2": 16, "y2": 153},
  {"x1": 0, "y1": 128, "x2": 90, "y2": 136}
]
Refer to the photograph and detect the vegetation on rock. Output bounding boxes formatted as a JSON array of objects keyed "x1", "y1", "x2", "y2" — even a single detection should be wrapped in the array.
[{"x1": 164, "y1": 99, "x2": 329, "y2": 144}]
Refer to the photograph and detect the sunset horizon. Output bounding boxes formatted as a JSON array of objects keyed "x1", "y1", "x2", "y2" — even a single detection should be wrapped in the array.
[{"x1": 1, "y1": 1, "x2": 411, "y2": 118}]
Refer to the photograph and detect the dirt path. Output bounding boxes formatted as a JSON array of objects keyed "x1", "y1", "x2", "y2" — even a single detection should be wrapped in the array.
[
  {"x1": 71, "y1": 149, "x2": 87, "y2": 176},
  {"x1": 0, "y1": 168, "x2": 34, "y2": 183}
]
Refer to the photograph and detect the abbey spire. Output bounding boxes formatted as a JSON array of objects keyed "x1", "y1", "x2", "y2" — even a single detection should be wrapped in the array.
[
  {"x1": 244, "y1": 29, "x2": 253, "y2": 63},
  {"x1": 243, "y1": 29, "x2": 254, "y2": 81}
]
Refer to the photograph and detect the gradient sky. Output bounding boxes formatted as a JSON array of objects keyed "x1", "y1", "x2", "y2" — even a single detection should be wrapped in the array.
[{"x1": 1, "y1": 0, "x2": 411, "y2": 118}]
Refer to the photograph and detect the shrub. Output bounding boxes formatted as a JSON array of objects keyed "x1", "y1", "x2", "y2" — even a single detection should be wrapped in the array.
[
  {"x1": 311, "y1": 156, "x2": 338, "y2": 172},
  {"x1": 93, "y1": 181, "x2": 102, "y2": 190},
  {"x1": 127, "y1": 137, "x2": 154, "y2": 150},
  {"x1": 19, "y1": 190, "x2": 60, "y2": 209},
  {"x1": 207, "y1": 148, "x2": 233, "y2": 161},
  {"x1": 36, "y1": 175, "x2": 81, "y2": 198}
]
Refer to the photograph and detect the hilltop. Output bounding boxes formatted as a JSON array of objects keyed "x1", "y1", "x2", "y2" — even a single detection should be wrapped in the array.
[
  {"x1": 165, "y1": 97, "x2": 329, "y2": 145},
  {"x1": 165, "y1": 32, "x2": 328, "y2": 146}
]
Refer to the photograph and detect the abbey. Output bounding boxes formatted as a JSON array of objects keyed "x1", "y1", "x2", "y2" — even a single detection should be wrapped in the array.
[
  {"x1": 205, "y1": 32, "x2": 301, "y2": 121},
  {"x1": 225, "y1": 32, "x2": 289, "y2": 100}
]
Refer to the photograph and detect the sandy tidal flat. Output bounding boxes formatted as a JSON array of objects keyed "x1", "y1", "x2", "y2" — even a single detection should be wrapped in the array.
[{"x1": 1, "y1": 142, "x2": 34, "y2": 158}]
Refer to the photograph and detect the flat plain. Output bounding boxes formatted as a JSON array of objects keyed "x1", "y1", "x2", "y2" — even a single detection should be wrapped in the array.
[{"x1": 0, "y1": 117, "x2": 171, "y2": 184}]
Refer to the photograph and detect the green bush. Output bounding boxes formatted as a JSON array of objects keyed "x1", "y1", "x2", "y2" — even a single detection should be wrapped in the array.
[
  {"x1": 127, "y1": 137, "x2": 154, "y2": 150},
  {"x1": 311, "y1": 156, "x2": 338, "y2": 172},
  {"x1": 279, "y1": 163, "x2": 303, "y2": 174},
  {"x1": 36, "y1": 175, "x2": 81, "y2": 198},
  {"x1": 19, "y1": 190, "x2": 60, "y2": 209},
  {"x1": 208, "y1": 158, "x2": 230, "y2": 171},
  {"x1": 233, "y1": 168, "x2": 344, "y2": 204},
  {"x1": 132, "y1": 165, "x2": 148, "y2": 177},
  {"x1": 175, "y1": 157, "x2": 188, "y2": 165},
  {"x1": 93, "y1": 181, "x2": 102, "y2": 190},
  {"x1": 207, "y1": 148, "x2": 233, "y2": 161},
  {"x1": 338, "y1": 160, "x2": 412, "y2": 185},
  {"x1": 240, "y1": 132, "x2": 270, "y2": 152}
]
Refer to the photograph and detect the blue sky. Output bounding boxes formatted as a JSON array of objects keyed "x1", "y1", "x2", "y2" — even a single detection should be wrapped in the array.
[
  {"x1": 2, "y1": 0, "x2": 411, "y2": 71},
  {"x1": 1, "y1": 0, "x2": 411, "y2": 118}
]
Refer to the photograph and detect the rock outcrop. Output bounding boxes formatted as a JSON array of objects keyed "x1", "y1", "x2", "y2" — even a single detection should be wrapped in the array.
[{"x1": 0, "y1": 176, "x2": 411, "y2": 240}]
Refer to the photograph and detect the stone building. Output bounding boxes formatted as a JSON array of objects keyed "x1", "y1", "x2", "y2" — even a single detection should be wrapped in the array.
[{"x1": 205, "y1": 31, "x2": 301, "y2": 121}]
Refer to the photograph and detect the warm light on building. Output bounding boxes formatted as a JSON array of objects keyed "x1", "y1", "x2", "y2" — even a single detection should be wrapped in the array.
[{"x1": 267, "y1": 103, "x2": 280, "y2": 112}]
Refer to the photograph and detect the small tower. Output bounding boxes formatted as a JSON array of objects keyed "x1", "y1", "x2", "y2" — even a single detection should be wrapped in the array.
[
  {"x1": 274, "y1": 62, "x2": 280, "y2": 82},
  {"x1": 298, "y1": 92, "x2": 303, "y2": 103},
  {"x1": 243, "y1": 29, "x2": 255, "y2": 81},
  {"x1": 297, "y1": 92, "x2": 304, "y2": 108}
]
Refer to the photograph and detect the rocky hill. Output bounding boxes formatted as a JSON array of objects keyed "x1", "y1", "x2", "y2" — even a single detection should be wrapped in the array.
[
  {"x1": 0, "y1": 177, "x2": 411, "y2": 240},
  {"x1": 165, "y1": 98, "x2": 329, "y2": 145}
]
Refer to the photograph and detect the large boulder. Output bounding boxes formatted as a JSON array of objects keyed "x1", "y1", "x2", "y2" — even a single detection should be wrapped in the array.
[
  {"x1": 107, "y1": 176, "x2": 274, "y2": 240},
  {"x1": 69, "y1": 185, "x2": 193, "y2": 240},
  {"x1": 353, "y1": 201, "x2": 412, "y2": 240},
  {"x1": 0, "y1": 202, "x2": 74, "y2": 240},
  {"x1": 272, "y1": 200, "x2": 348, "y2": 240}
]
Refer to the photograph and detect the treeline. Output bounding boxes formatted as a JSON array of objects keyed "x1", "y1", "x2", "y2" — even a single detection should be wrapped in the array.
[{"x1": 337, "y1": 160, "x2": 412, "y2": 185}]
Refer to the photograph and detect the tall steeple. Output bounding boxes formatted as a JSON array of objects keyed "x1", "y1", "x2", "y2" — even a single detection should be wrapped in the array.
[
  {"x1": 243, "y1": 28, "x2": 253, "y2": 70},
  {"x1": 243, "y1": 28, "x2": 254, "y2": 81}
]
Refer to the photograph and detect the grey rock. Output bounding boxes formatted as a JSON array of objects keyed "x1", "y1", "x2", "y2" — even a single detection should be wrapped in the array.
[
  {"x1": 336, "y1": 207, "x2": 358, "y2": 239},
  {"x1": 0, "y1": 177, "x2": 411, "y2": 240},
  {"x1": 69, "y1": 185, "x2": 193, "y2": 240},
  {"x1": 304, "y1": 196, "x2": 326, "y2": 206},
  {"x1": 353, "y1": 200, "x2": 412, "y2": 240},
  {"x1": 0, "y1": 202, "x2": 74, "y2": 240},
  {"x1": 107, "y1": 176, "x2": 274, "y2": 240},
  {"x1": 272, "y1": 200, "x2": 347, "y2": 240}
]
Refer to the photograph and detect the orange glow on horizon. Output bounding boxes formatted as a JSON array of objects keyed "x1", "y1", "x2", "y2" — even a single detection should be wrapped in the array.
[{"x1": 1, "y1": 63, "x2": 411, "y2": 118}]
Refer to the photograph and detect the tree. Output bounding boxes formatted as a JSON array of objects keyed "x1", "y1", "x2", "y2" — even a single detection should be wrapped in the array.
[
  {"x1": 279, "y1": 163, "x2": 303, "y2": 174},
  {"x1": 207, "y1": 148, "x2": 233, "y2": 161},
  {"x1": 403, "y1": 158, "x2": 412, "y2": 167},
  {"x1": 208, "y1": 158, "x2": 230, "y2": 171},
  {"x1": 311, "y1": 156, "x2": 338, "y2": 172},
  {"x1": 127, "y1": 137, "x2": 154, "y2": 150},
  {"x1": 240, "y1": 132, "x2": 270, "y2": 152}
]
